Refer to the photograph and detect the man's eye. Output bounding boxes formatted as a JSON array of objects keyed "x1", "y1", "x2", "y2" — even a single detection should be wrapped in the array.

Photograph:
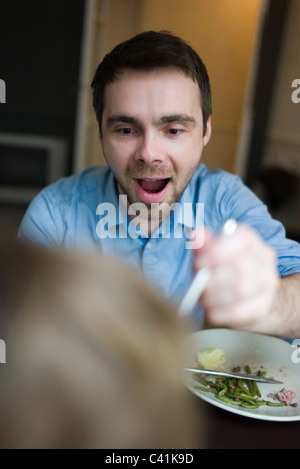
[
  {"x1": 117, "y1": 128, "x2": 135, "y2": 135},
  {"x1": 167, "y1": 128, "x2": 184, "y2": 136}
]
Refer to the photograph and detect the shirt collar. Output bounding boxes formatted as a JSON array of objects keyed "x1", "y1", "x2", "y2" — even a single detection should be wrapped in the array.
[
  {"x1": 176, "y1": 171, "x2": 204, "y2": 231},
  {"x1": 176, "y1": 184, "x2": 195, "y2": 230},
  {"x1": 103, "y1": 171, "x2": 127, "y2": 227}
]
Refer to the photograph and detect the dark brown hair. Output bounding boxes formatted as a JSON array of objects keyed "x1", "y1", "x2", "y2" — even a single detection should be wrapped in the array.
[{"x1": 91, "y1": 30, "x2": 212, "y2": 135}]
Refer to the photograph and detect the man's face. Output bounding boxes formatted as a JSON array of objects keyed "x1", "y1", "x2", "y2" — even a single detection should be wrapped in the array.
[{"x1": 101, "y1": 67, "x2": 211, "y2": 222}]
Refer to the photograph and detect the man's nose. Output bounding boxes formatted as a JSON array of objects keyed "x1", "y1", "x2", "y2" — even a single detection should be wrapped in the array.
[{"x1": 135, "y1": 131, "x2": 165, "y2": 164}]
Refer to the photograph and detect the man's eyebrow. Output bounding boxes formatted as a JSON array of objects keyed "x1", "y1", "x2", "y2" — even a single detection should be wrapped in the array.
[
  {"x1": 105, "y1": 114, "x2": 197, "y2": 128},
  {"x1": 158, "y1": 114, "x2": 196, "y2": 126},
  {"x1": 106, "y1": 115, "x2": 142, "y2": 127}
]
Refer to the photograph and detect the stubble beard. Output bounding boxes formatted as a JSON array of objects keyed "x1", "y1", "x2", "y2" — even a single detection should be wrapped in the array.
[{"x1": 116, "y1": 163, "x2": 198, "y2": 224}]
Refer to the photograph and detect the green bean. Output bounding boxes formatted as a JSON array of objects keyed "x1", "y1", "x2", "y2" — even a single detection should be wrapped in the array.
[
  {"x1": 194, "y1": 375, "x2": 210, "y2": 386},
  {"x1": 237, "y1": 380, "x2": 251, "y2": 395},
  {"x1": 215, "y1": 395, "x2": 241, "y2": 405},
  {"x1": 218, "y1": 387, "x2": 227, "y2": 397},
  {"x1": 216, "y1": 395, "x2": 242, "y2": 406},
  {"x1": 215, "y1": 395, "x2": 232, "y2": 403},
  {"x1": 253, "y1": 381, "x2": 261, "y2": 398},
  {"x1": 257, "y1": 369, "x2": 267, "y2": 378},
  {"x1": 211, "y1": 380, "x2": 227, "y2": 390},
  {"x1": 244, "y1": 365, "x2": 262, "y2": 397},
  {"x1": 238, "y1": 393, "x2": 259, "y2": 404},
  {"x1": 266, "y1": 401, "x2": 285, "y2": 407},
  {"x1": 240, "y1": 402, "x2": 259, "y2": 409},
  {"x1": 193, "y1": 365, "x2": 288, "y2": 410},
  {"x1": 226, "y1": 399, "x2": 243, "y2": 406},
  {"x1": 246, "y1": 380, "x2": 256, "y2": 396},
  {"x1": 195, "y1": 385, "x2": 214, "y2": 393}
]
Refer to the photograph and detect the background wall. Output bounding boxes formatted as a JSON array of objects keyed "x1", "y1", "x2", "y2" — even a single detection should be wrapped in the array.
[{"x1": 135, "y1": 0, "x2": 262, "y2": 173}]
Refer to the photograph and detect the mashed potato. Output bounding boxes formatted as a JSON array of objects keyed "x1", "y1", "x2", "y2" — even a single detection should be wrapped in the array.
[{"x1": 197, "y1": 348, "x2": 227, "y2": 370}]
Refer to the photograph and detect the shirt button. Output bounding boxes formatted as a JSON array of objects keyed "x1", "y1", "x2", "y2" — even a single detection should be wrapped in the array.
[{"x1": 146, "y1": 242, "x2": 153, "y2": 249}]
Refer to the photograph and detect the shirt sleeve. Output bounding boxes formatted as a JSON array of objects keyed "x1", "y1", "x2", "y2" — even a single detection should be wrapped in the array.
[
  {"x1": 217, "y1": 173, "x2": 300, "y2": 277},
  {"x1": 18, "y1": 188, "x2": 64, "y2": 248}
]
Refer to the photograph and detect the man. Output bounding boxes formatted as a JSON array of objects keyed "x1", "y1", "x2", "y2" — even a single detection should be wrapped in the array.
[{"x1": 19, "y1": 31, "x2": 300, "y2": 336}]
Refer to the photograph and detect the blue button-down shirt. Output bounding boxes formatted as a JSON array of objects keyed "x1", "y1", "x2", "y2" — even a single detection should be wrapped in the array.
[{"x1": 19, "y1": 164, "x2": 300, "y2": 327}]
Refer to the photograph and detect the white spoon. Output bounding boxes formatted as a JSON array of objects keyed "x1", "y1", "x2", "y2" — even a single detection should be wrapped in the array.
[{"x1": 178, "y1": 219, "x2": 238, "y2": 316}]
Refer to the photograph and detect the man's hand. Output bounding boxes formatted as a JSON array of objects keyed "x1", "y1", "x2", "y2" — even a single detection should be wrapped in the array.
[{"x1": 193, "y1": 223, "x2": 280, "y2": 332}]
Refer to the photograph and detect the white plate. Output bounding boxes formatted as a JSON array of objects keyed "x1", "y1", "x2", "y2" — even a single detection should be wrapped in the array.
[{"x1": 185, "y1": 328, "x2": 300, "y2": 421}]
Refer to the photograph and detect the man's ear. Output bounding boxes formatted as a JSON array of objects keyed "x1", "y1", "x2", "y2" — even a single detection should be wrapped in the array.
[{"x1": 203, "y1": 116, "x2": 212, "y2": 146}]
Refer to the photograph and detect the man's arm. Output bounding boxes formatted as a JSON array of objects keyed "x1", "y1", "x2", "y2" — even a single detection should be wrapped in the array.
[
  {"x1": 18, "y1": 189, "x2": 63, "y2": 248},
  {"x1": 193, "y1": 223, "x2": 300, "y2": 338},
  {"x1": 270, "y1": 273, "x2": 300, "y2": 338}
]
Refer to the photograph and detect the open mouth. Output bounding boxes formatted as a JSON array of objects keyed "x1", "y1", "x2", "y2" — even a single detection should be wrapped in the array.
[
  {"x1": 133, "y1": 177, "x2": 171, "y2": 202},
  {"x1": 135, "y1": 178, "x2": 170, "y2": 193}
]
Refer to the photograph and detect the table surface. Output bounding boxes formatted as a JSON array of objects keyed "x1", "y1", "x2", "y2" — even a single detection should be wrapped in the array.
[{"x1": 197, "y1": 396, "x2": 300, "y2": 449}]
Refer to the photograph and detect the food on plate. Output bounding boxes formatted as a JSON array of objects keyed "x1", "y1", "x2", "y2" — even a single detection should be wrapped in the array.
[
  {"x1": 197, "y1": 348, "x2": 227, "y2": 370},
  {"x1": 193, "y1": 364, "x2": 296, "y2": 409},
  {"x1": 268, "y1": 388, "x2": 297, "y2": 407}
]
